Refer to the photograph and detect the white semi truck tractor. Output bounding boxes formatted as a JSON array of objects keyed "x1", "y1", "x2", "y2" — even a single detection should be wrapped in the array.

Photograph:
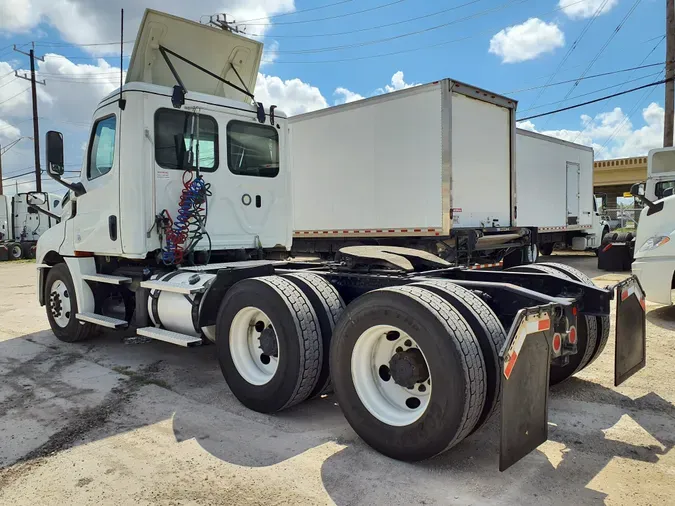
[
  {"x1": 0, "y1": 191, "x2": 62, "y2": 260},
  {"x1": 35, "y1": 9, "x2": 647, "y2": 471}
]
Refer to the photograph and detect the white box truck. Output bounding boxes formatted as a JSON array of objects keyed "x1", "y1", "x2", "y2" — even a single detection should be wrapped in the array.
[
  {"x1": 515, "y1": 129, "x2": 609, "y2": 258},
  {"x1": 33, "y1": 9, "x2": 647, "y2": 471},
  {"x1": 0, "y1": 191, "x2": 62, "y2": 260},
  {"x1": 289, "y1": 80, "x2": 534, "y2": 268}
]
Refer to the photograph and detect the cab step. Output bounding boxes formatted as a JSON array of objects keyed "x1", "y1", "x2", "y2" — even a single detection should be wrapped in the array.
[
  {"x1": 137, "y1": 327, "x2": 202, "y2": 347},
  {"x1": 76, "y1": 312, "x2": 129, "y2": 329},
  {"x1": 140, "y1": 279, "x2": 206, "y2": 295},
  {"x1": 82, "y1": 273, "x2": 132, "y2": 285}
]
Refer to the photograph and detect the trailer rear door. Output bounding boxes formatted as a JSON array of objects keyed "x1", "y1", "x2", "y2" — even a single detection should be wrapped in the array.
[{"x1": 566, "y1": 162, "x2": 580, "y2": 225}]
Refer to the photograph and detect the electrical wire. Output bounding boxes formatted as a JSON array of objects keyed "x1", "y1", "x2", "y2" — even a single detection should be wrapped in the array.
[
  {"x1": 235, "y1": 0, "x2": 408, "y2": 26},
  {"x1": 246, "y1": 0, "x2": 484, "y2": 38},
  {"x1": 35, "y1": 40, "x2": 134, "y2": 47},
  {"x1": 262, "y1": 0, "x2": 528, "y2": 55},
  {"x1": 526, "y1": 0, "x2": 612, "y2": 111},
  {"x1": 517, "y1": 78, "x2": 672, "y2": 122},
  {"x1": 259, "y1": 0, "x2": 587, "y2": 64},
  {"x1": 215, "y1": 0, "x2": 354, "y2": 23},
  {"x1": 0, "y1": 87, "x2": 30, "y2": 107}
]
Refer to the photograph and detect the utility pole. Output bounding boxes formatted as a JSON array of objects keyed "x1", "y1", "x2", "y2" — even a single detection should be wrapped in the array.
[
  {"x1": 665, "y1": 0, "x2": 675, "y2": 147},
  {"x1": 14, "y1": 43, "x2": 45, "y2": 192}
]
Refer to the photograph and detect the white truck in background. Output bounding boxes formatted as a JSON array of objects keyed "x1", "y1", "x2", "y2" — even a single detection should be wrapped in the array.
[
  {"x1": 515, "y1": 129, "x2": 609, "y2": 258},
  {"x1": 631, "y1": 147, "x2": 675, "y2": 304},
  {"x1": 290, "y1": 81, "x2": 534, "y2": 268},
  {"x1": 33, "y1": 8, "x2": 648, "y2": 472},
  {"x1": 0, "y1": 192, "x2": 62, "y2": 260}
]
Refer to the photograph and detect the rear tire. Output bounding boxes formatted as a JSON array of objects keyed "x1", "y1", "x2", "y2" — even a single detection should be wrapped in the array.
[
  {"x1": 21, "y1": 242, "x2": 35, "y2": 259},
  {"x1": 412, "y1": 280, "x2": 505, "y2": 433},
  {"x1": 216, "y1": 276, "x2": 322, "y2": 413},
  {"x1": 539, "y1": 243, "x2": 554, "y2": 256},
  {"x1": 282, "y1": 272, "x2": 346, "y2": 397},
  {"x1": 537, "y1": 262, "x2": 610, "y2": 369},
  {"x1": 507, "y1": 264, "x2": 598, "y2": 384},
  {"x1": 330, "y1": 286, "x2": 486, "y2": 461},
  {"x1": 45, "y1": 263, "x2": 98, "y2": 343},
  {"x1": 9, "y1": 242, "x2": 23, "y2": 260}
]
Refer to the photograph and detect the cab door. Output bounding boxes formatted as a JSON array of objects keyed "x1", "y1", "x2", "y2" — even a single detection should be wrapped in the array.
[
  {"x1": 72, "y1": 105, "x2": 122, "y2": 254},
  {"x1": 566, "y1": 162, "x2": 580, "y2": 226}
]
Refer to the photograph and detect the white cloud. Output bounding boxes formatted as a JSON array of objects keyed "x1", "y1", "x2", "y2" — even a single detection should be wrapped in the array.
[
  {"x1": 376, "y1": 70, "x2": 417, "y2": 94},
  {"x1": 559, "y1": 0, "x2": 618, "y2": 20},
  {"x1": 523, "y1": 103, "x2": 672, "y2": 160},
  {"x1": 255, "y1": 73, "x2": 328, "y2": 116},
  {"x1": 334, "y1": 87, "x2": 364, "y2": 105},
  {"x1": 489, "y1": 18, "x2": 565, "y2": 64},
  {"x1": 261, "y1": 40, "x2": 280, "y2": 67},
  {"x1": 0, "y1": 0, "x2": 295, "y2": 55}
]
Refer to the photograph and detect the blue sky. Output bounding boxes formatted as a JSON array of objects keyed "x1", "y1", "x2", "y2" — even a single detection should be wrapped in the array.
[{"x1": 0, "y1": 0, "x2": 670, "y2": 194}]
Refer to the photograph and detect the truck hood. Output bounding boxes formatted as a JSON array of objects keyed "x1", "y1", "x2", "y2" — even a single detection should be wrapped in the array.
[{"x1": 126, "y1": 9, "x2": 262, "y2": 104}]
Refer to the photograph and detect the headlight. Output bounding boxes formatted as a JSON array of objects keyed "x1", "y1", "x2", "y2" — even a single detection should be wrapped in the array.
[{"x1": 638, "y1": 236, "x2": 671, "y2": 252}]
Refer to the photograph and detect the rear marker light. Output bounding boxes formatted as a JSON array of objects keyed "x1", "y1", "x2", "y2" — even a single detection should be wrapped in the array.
[
  {"x1": 568, "y1": 326, "x2": 577, "y2": 345},
  {"x1": 552, "y1": 333, "x2": 562, "y2": 353},
  {"x1": 572, "y1": 306, "x2": 577, "y2": 316}
]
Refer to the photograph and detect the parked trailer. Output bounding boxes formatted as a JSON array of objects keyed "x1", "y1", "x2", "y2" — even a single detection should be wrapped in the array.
[
  {"x1": 35, "y1": 9, "x2": 647, "y2": 471},
  {"x1": 289, "y1": 81, "x2": 534, "y2": 268},
  {"x1": 515, "y1": 129, "x2": 609, "y2": 258},
  {"x1": 0, "y1": 192, "x2": 62, "y2": 260}
]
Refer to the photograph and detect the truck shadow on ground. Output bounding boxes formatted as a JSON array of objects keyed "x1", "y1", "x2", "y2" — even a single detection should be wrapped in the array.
[
  {"x1": 646, "y1": 304, "x2": 675, "y2": 330},
  {"x1": 2, "y1": 330, "x2": 674, "y2": 505}
]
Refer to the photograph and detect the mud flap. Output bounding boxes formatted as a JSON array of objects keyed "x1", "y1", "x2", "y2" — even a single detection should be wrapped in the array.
[
  {"x1": 499, "y1": 305, "x2": 555, "y2": 472},
  {"x1": 614, "y1": 276, "x2": 646, "y2": 386}
]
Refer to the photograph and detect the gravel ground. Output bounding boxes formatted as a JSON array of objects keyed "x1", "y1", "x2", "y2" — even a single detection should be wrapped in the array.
[{"x1": 0, "y1": 255, "x2": 674, "y2": 505}]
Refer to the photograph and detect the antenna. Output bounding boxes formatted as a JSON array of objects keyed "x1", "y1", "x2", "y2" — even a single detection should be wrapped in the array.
[{"x1": 119, "y1": 8, "x2": 126, "y2": 110}]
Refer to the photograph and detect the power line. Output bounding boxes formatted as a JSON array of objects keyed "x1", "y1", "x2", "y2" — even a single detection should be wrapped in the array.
[
  {"x1": 526, "y1": 0, "x2": 613, "y2": 111},
  {"x1": 560, "y1": 0, "x2": 643, "y2": 102},
  {"x1": 516, "y1": 71, "x2": 662, "y2": 113},
  {"x1": 221, "y1": 0, "x2": 354, "y2": 23},
  {"x1": 0, "y1": 87, "x2": 30, "y2": 107},
  {"x1": 261, "y1": 0, "x2": 587, "y2": 64},
  {"x1": 35, "y1": 40, "x2": 134, "y2": 47},
  {"x1": 517, "y1": 78, "x2": 672, "y2": 122},
  {"x1": 0, "y1": 77, "x2": 18, "y2": 90},
  {"x1": 236, "y1": 0, "x2": 408, "y2": 26},
  {"x1": 502, "y1": 61, "x2": 670, "y2": 94},
  {"x1": 266, "y1": 0, "x2": 528, "y2": 55},
  {"x1": 247, "y1": 0, "x2": 484, "y2": 38}
]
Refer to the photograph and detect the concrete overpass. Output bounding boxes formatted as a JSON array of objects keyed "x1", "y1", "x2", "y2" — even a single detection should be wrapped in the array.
[{"x1": 593, "y1": 156, "x2": 647, "y2": 209}]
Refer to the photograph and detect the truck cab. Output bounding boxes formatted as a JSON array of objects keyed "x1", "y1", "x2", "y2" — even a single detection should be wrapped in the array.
[
  {"x1": 38, "y1": 9, "x2": 290, "y2": 268},
  {"x1": 632, "y1": 147, "x2": 675, "y2": 305}
]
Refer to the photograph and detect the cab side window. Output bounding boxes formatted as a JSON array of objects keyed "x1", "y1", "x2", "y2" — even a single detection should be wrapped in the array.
[
  {"x1": 88, "y1": 115, "x2": 117, "y2": 181},
  {"x1": 655, "y1": 180, "x2": 675, "y2": 199}
]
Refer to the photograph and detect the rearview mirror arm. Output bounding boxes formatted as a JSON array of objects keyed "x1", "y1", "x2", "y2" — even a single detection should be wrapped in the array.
[{"x1": 46, "y1": 169, "x2": 86, "y2": 197}]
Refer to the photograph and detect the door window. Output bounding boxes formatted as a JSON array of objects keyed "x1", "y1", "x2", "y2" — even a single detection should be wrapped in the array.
[
  {"x1": 227, "y1": 121, "x2": 279, "y2": 178},
  {"x1": 655, "y1": 180, "x2": 675, "y2": 199},
  {"x1": 87, "y1": 115, "x2": 117, "y2": 180},
  {"x1": 154, "y1": 109, "x2": 219, "y2": 171}
]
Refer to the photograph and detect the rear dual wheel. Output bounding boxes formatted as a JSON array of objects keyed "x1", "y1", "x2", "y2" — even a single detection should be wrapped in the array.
[{"x1": 330, "y1": 286, "x2": 488, "y2": 461}]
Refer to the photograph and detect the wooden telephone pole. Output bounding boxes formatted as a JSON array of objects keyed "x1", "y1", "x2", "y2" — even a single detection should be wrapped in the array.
[
  {"x1": 13, "y1": 44, "x2": 45, "y2": 192},
  {"x1": 665, "y1": 0, "x2": 674, "y2": 147}
]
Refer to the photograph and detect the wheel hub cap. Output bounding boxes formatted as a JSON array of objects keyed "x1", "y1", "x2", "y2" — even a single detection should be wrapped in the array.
[
  {"x1": 389, "y1": 349, "x2": 429, "y2": 388},
  {"x1": 258, "y1": 327, "x2": 279, "y2": 357}
]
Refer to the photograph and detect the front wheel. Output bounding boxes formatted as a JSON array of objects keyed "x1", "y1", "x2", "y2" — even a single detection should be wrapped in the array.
[{"x1": 45, "y1": 263, "x2": 98, "y2": 342}]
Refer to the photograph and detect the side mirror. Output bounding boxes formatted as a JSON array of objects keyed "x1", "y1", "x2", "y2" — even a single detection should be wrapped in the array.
[
  {"x1": 663, "y1": 187, "x2": 674, "y2": 198},
  {"x1": 46, "y1": 131, "x2": 64, "y2": 177},
  {"x1": 630, "y1": 182, "x2": 645, "y2": 197}
]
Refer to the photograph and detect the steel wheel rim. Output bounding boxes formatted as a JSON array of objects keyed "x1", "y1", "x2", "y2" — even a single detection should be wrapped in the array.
[
  {"x1": 229, "y1": 307, "x2": 279, "y2": 386},
  {"x1": 527, "y1": 244, "x2": 538, "y2": 264},
  {"x1": 11, "y1": 245, "x2": 21, "y2": 259},
  {"x1": 49, "y1": 279, "x2": 72, "y2": 328},
  {"x1": 351, "y1": 325, "x2": 432, "y2": 427}
]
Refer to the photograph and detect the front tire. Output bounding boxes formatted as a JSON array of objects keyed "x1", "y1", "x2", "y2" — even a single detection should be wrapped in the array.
[
  {"x1": 45, "y1": 263, "x2": 98, "y2": 343},
  {"x1": 330, "y1": 286, "x2": 486, "y2": 461},
  {"x1": 216, "y1": 276, "x2": 322, "y2": 413},
  {"x1": 539, "y1": 243, "x2": 554, "y2": 256}
]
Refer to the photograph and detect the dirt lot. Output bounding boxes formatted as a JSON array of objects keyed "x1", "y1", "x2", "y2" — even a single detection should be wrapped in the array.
[{"x1": 1, "y1": 255, "x2": 674, "y2": 505}]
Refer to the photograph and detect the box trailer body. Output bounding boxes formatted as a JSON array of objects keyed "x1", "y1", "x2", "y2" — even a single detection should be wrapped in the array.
[
  {"x1": 515, "y1": 129, "x2": 608, "y2": 255},
  {"x1": 289, "y1": 80, "x2": 529, "y2": 266},
  {"x1": 33, "y1": 8, "x2": 648, "y2": 474}
]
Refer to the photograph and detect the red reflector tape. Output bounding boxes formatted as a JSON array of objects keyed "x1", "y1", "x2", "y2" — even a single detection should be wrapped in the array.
[
  {"x1": 504, "y1": 352, "x2": 518, "y2": 380},
  {"x1": 621, "y1": 289, "x2": 629, "y2": 301},
  {"x1": 640, "y1": 298, "x2": 646, "y2": 311},
  {"x1": 602, "y1": 244, "x2": 613, "y2": 252},
  {"x1": 538, "y1": 318, "x2": 550, "y2": 331}
]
